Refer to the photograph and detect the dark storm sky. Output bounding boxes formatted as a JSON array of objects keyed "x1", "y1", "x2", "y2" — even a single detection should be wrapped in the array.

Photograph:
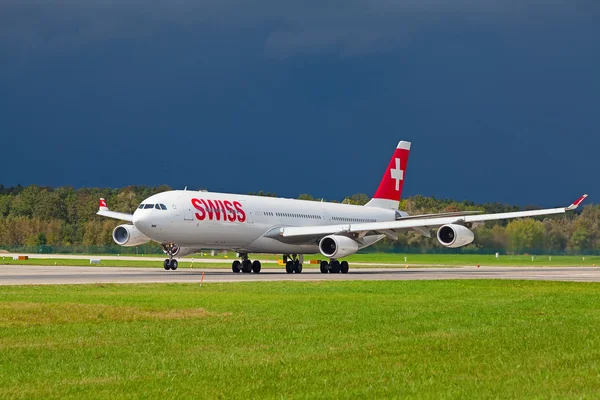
[{"x1": 0, "y1": 1, "x2": 598, "y2": 206}]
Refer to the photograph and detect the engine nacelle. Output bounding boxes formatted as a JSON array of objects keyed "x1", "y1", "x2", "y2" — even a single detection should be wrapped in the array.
[
  {"x1": 112, "y1": 224, "x2": 150, "y2": 247},
  {"x1": 436, "y1": 224, "x2": 475, "y2": 248},
  {"x1": 319, "y1": 235, "x2": 359, "y2": 259}
]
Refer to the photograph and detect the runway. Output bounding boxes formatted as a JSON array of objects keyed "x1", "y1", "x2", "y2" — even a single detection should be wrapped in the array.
[
  {"x1": 1, "y1": 265, "x2": 600, "y2": 285},
  {"x1": 9, "y1": 253, "x2": 410, "y2": 267}
]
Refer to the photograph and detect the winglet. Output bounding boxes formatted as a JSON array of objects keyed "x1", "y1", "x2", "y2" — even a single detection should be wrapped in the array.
[
  {"x1": 99, "y1": 198, "x2": 109, "y2": 211},
  {"x1": 566, "y1": 194, "x2": 588, "y2": 211}
]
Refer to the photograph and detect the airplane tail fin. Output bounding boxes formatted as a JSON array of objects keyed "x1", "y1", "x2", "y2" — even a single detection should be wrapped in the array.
[
  {"x1": 97, "y1": 198, "x2": 134, "y2": 222},
  {"x1": 365, "y1": 140, "x2": 411, "y2": 210},
  {"x1": 99, "y1": 198, "x2": 109, "y2": 211}
]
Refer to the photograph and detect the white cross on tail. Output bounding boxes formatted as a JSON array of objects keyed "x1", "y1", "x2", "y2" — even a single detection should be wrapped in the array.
[{"x1": 390, "y1": 158, "x2": 404, "y2": 191}]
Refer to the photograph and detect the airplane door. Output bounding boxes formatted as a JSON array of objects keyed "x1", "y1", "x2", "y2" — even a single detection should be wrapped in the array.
[
  {"x1": 322, "y1": 209, "x2": 331, "y2": 223},
  {"x1": 178, "y1": 195, "x2": 194, "y2": 221},
  {"x1": 183, "y1": 206, "x2": 195, "y2": 221}
]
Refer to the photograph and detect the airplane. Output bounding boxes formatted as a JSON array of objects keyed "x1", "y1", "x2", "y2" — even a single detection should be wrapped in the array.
[{"x1": 97, "y1": 140, "x2": 587, "y2": 274}]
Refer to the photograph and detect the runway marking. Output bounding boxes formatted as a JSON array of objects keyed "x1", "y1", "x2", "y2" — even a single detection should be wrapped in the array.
[{"x1": 1, "y1": 265, "x2": 600, "y2": 285}]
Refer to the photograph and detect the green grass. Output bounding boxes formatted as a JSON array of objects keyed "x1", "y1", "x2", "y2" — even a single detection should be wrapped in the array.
[
  {"x1": 1, "y1": 253, "x2": 598, "y2": 268},
  {"x1": 1, "y1": 280, "x2": 600, "y2": 398}
]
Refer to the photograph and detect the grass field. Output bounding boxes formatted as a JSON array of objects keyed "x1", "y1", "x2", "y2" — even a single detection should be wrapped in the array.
[
  {"x1": 1, "y1": 253, "x2": 599, "y2": 268},
  {"x1": 1, "y1": 281, "x2": 600, "y2": 398}
]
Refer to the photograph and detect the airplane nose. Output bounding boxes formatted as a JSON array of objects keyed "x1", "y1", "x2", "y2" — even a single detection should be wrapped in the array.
[{"x1": 132, "y1": 210, "x2": 147, "y2": 229}]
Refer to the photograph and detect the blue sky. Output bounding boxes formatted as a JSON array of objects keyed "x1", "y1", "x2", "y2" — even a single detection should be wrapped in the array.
[{"x1": 0, "y1": 0, "x2": 598, "y2": 206}]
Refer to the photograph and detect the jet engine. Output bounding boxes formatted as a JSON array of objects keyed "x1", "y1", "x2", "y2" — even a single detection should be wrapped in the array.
[
  {"x1": 319, "y1": 235, "x2": 359, "y2": 258},
  {"x1": 112, "y1": 224, "x2": 150, "y2": 247},
  {"x1": 436, "y1": 224, "x2": 475, "y2": 248}
]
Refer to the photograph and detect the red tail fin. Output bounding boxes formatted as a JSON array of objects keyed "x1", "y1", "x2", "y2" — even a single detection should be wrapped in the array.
[
  {"x1": 99, "y1": 198, "x2": 109, "y2": 211},
  {"x1": 365, "y1": 140, "x2": 411, "y2": 210}
]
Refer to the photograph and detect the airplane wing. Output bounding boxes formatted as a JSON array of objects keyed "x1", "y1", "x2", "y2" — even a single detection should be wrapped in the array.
[
  {"x1": 96, "y1": 198, "x2": 134, "y2": 222},
  {"x1": 279, "y1": 194, "x2": 588, "y2": 239},
  {"x1": 397, "y1": 210, "x2": 483, "y2": 220}
]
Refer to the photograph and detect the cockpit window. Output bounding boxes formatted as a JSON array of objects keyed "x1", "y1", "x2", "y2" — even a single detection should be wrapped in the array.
[
  {"x1": 138, "y1": 204, "x2": 145, "y2": 209},
  {"x1": 154, "y1": 204, "x2": 161, "y2": 209},
  {"x1": 144, "y1": 204, "x2": 154, "y2": 209},
  {"x1": 160, "y1": 204, "x2": 167, "y2": 210}
]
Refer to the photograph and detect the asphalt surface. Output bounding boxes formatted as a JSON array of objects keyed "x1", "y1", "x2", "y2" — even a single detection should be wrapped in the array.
[
  {"x1": 7, "y1": 253, "x2": 457, "y2": 267},
  {"x1": 1, "y1": 265, "x2": 600, "y2": 285}
]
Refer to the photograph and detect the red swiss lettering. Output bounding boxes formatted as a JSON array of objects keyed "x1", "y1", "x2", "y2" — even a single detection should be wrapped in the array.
[
  {"x1": 216, "y1": 200, "x2": 227, "y2": 221},
  {"x1": 223, "y1": 200, "x2": 236, "y2": 222},
  {"x1": 201, "y1": 199, "x2": 216, "y2": 220},
  {"x1": 233, "y1": 201, "x2": 246, "y2": 222},
  {"x1": 193, "y1": 198, "x2": 245, "y2": 223},
  {"x1": 191, "y1": 198, "x2": 205, "y2": 220}
]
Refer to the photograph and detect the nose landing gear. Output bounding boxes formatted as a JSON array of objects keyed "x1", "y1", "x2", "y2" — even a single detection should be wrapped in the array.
[
  {"x1": 162, "y1": 244, "x2": 179, "y2": 271},
  {"x1": 163, "y1": 259, "x2": 178, "y2": 270}
]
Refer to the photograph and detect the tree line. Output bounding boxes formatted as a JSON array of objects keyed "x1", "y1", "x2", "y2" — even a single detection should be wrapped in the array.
[{"x1": 0, "y1": 185, "x2": 598, "y2": 254}]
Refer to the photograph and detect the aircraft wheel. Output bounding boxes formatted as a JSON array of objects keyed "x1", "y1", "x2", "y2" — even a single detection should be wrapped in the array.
[
  {"x1": 169, "y1": 259, "x2": 178, "y2": 270},
  {"x1": 241, "y1": 260, "x2": 252, "y2": 273},
  {"x1": 164, "y1": 259, "x2": 171, "y2": 270},
  {"x1": 252, "y1": 260, "x2": 262, "y2": 273},
  {"x1": 320, "y1": 261, "x2": 329, "y2": 273},
  {"x1": 285, "y1": 261, "x2": 294, "y2": 274},
  {"x1": 340, "y1": 261, "x2": 349, "y2": 273},
  {"x1": 232, "y1": 260, "x2": 241, "y2": 273},
  {"x1": 330, "y1": 260, "x2": 340, "y2": 273},
  {"x1": 294, "y1": 261, "x2": 302, "y2": 273}
]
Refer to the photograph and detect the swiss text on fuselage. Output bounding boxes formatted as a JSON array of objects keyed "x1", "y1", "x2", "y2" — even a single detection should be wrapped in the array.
[{"x1": 191, "y1": 198, "x2": 246, "y2": 222}]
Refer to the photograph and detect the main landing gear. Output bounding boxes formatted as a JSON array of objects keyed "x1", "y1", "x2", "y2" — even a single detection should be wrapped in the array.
[
  {"x1": 162, "y1": 244, "x2": 179, "y2": 271},
  {"x1": 232, "y1": 253, "x2": 261, "y2": 273},
  {"x1": 320, "y1": 259, "x2": 349, "y2": 274},
  {"x1": 227, "y1": 254, "x2": 349, "y2": 274},
  {"x1": 284, "y1": 254, "x2": 303, "y2": 274}
]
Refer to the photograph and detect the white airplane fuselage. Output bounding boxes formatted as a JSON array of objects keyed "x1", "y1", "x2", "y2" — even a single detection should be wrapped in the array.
[{"x1": 133, "y1": 190, "x2": 396, "y2": 254}]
